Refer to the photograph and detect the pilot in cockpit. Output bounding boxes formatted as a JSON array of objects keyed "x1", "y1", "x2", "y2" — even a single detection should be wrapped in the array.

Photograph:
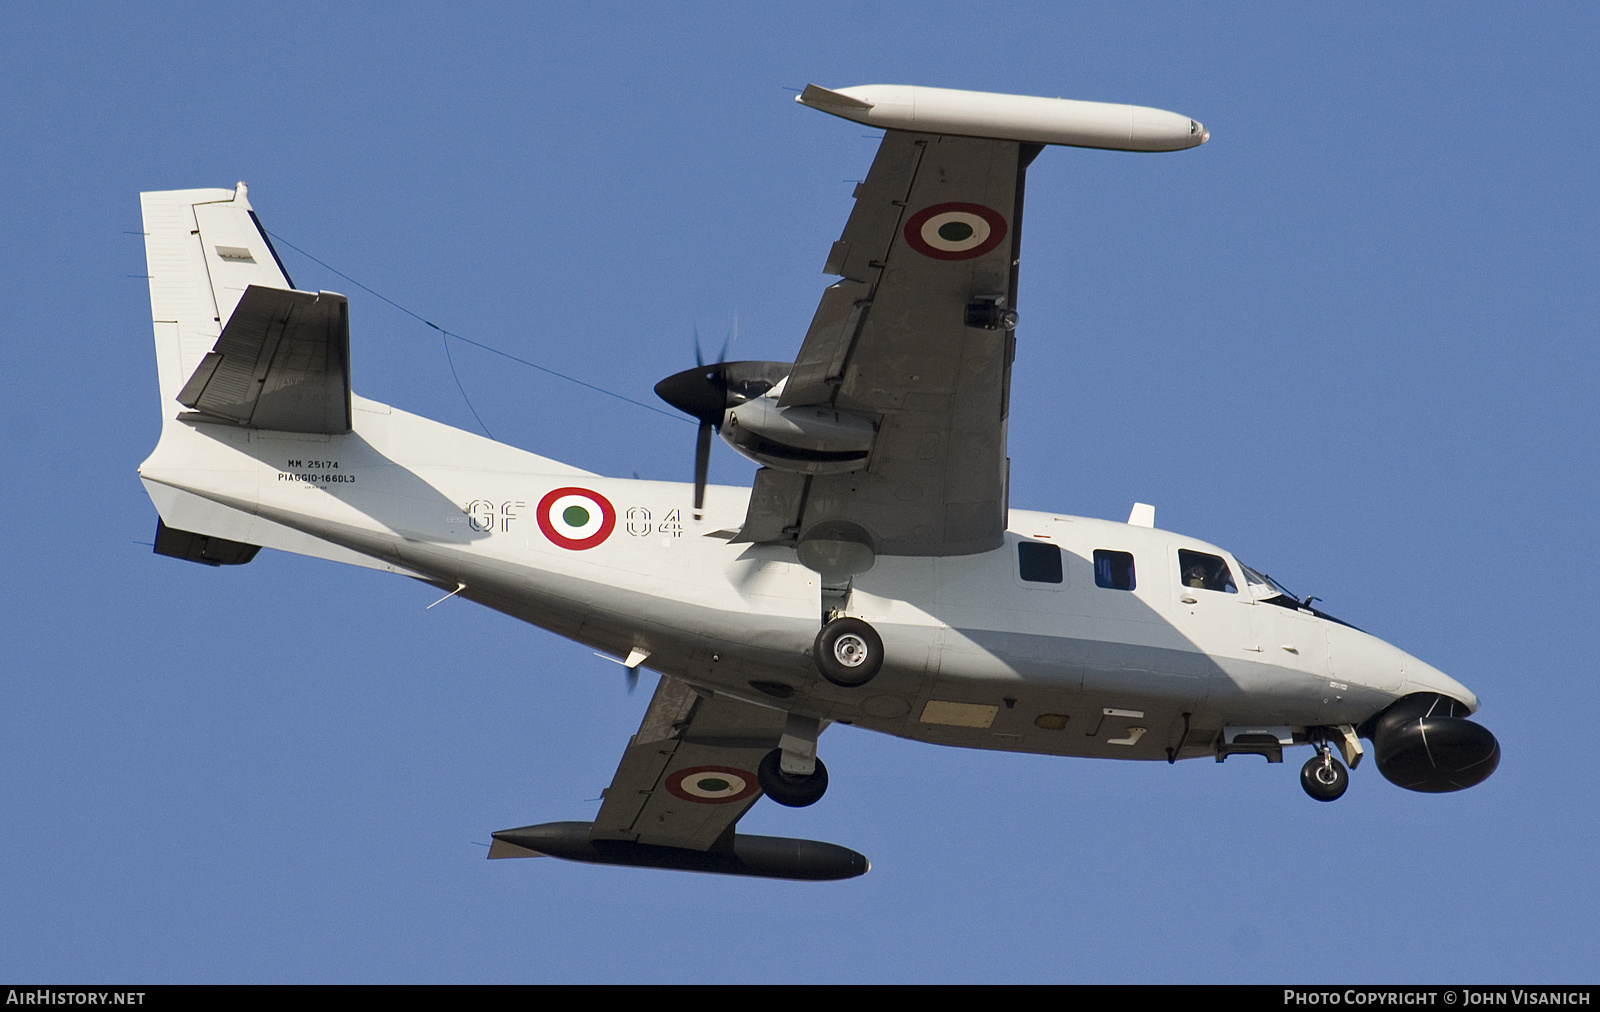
[{"x1": 1181, "y1": 551, "x2": 1237, "y2": 594}]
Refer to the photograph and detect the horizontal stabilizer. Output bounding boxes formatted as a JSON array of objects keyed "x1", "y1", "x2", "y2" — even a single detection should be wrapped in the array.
[
  {"x1": 177, "y1": 285, "x2": 352, "y2": 434},
  {"x1": 489, "y1": 821, "x2": 868, "y2": 881},
  {"x1": 152, "y1": 519, "x2": 260, "y2": 567}
]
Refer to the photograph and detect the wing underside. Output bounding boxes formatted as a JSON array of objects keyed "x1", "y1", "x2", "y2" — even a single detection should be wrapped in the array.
[
  {"x1": 586, "y1": 676, "x2": 790, "y2": 851},
  {"x1": 487, "y1": 676, "x2": 867, "y2": 879},
  {"x1": 742, "y1": 131, "x2": 1041, "y2": 557}
]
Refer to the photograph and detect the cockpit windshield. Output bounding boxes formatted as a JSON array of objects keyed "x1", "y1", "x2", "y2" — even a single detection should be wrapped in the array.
[
  {"x1": 1240, "y1": 563, "x2": 1297, "y2": 601},
  {"x1": 1238, "y1": 562, "x2": 1360, "y2": 630}
]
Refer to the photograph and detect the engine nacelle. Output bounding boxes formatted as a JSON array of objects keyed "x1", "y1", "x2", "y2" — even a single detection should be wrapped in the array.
[
  {"x1": 1367, "y1": 693, "x2": 1500, "y2": 793},
  {"x1": 722, "y1": 398, "x2": 875, "y2": 475}
]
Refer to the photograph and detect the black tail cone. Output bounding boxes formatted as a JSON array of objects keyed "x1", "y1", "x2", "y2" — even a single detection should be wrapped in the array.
[{"x1": 1367, "y1": 692, "x2": 1500, "y2": 793}]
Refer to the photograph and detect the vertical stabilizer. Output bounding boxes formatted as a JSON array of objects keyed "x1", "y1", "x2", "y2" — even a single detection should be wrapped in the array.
[{"x1": 140, "y1": 184, "x2": 294, "y2": 419}]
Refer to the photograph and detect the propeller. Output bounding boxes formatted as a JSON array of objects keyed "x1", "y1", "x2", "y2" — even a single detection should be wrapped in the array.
[
  {"x1": 696, "y1": 317, "x2": 735, "y2": 369},
  {"x1": 599, "y1": 646, "x2": 653, "y2": 695},
  {"x1": 655, "y1": 352, "x2": 791, "y2": 518}
]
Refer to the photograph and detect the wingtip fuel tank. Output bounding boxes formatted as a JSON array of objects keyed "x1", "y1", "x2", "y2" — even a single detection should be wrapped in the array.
[
  {"x1": 489, "y1": 821, "x2": 870, "y2": 881},
  {"x1": 797, "y1": 83, "x2": 1208, "y2": 152}
]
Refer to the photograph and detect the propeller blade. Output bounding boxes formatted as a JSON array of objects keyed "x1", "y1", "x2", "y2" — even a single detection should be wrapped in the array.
[
  {"x1": 693, "y1": 325, "x2": 705, "y2": 368},
  {"x1": 716, "y1": 312, "x2": 736, "y2": 365},
  {"x1": 693, "y1": 420, "x2": 712, "y2": 519},
  {"x1": 654, "y1": 360, "x2": 793, "y2": 519},
  {"x1": 654, "y1": 360, "x2": 794, "y2": 424}
]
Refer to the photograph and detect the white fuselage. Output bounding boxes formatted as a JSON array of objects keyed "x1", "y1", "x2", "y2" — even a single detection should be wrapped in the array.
[{"x1": 141, "y1": 394, "x2": 1475, "y2": 763}]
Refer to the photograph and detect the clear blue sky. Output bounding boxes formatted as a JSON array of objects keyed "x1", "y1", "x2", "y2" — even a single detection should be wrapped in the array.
[{"x1": 3, "y1": 2, "x2": 1595, "y2": 983}]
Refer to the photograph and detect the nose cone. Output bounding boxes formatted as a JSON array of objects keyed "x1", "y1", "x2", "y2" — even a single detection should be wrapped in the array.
[
  {"x1": 1401, "y1": 655, "x2": 1480, "y2": 714},
  {"x1": 1189, "y1": 119, "x2": 1209, "y2": 146}
]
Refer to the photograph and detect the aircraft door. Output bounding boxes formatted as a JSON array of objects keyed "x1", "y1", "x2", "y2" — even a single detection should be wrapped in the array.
[{"x1": 1170, "y1": 549, "x2": 1255, "y2": 660}]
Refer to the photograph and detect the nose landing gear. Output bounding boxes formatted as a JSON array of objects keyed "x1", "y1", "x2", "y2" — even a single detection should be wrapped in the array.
[{"x1": 1300, "y1": 744, "x2": 1349, "y2": 802}]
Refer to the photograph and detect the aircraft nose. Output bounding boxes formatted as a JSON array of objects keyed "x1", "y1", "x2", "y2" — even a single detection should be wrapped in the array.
[
  {"x1": 1402, "y1": 655, "x2": 1479, "y2": 713},
  {"x1": 1189, "y1": 119, "x2": 1209, "y2": 146}
]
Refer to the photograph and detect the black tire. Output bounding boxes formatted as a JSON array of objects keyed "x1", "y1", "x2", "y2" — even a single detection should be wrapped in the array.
[
  {"x1": 1300, "y1": 752, "x2": 1350, "y2": 802},
  {"x1": 758, "y1": 749, "x2": 829, "y2": 808},
  {"x1": 814, "y1": 617, "x2": 884, "y2": 687}
]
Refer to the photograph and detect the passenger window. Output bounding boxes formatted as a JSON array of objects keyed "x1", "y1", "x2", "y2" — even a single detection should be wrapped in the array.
[
  {"x1": 1093, "y1": 550, "x2": 1135, "y2": 591},
  {"x1": 1017, "y1": 541, "x2": 1062, "y2": 584},
  {"x1": 1178, "y1": 550, "x2": 1237, "y2": 593}
]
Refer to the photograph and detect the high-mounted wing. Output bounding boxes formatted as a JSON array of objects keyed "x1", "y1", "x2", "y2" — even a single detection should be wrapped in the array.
[
  {"x1": 586, "y1": 675, "x2": 785, "y2": 850},
  {"x1": 736, "y1": 85, "x2": 1207, "y2": 558},
  {"x1": 490, "y1": 677, "x2": 868, "y2": 880},
  {"x1": 764, "y1": 128, "x2": 1036, "y2": 557}
]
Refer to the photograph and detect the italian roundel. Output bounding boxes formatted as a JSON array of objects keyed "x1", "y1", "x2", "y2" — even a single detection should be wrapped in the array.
[
  {"x1": 536, "y1": 486, "x2": 616, "y2": 550},
  {"x1": 665, "y1": 766, "x2": 760, "y2": 804},
  {"x1": 903, "y1": 202, "x2": 1008, "y2": 261}
]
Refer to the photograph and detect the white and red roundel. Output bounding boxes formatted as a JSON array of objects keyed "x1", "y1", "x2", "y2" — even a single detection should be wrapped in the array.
[
  {"x1": 536, "y1": 486, "x2": 616, "y2": 550},
  {"x1": 665, "y1": 766, "x2": 760, "y2": 804},
  {"x1": 903, "y1": 202, "x2": 1008, "y2": 261}
]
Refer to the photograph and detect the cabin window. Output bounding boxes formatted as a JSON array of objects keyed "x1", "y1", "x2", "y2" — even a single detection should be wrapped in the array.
[
  {"x1": 1017, "y1": 541, "x2": 1062, "y2": 584},
  {"x1": 1178, "y1": 549, "x2": 1237, "y2": 593},
  {"x1": 1093, "y1": 550, "x2": 1136, "y2": 591}
]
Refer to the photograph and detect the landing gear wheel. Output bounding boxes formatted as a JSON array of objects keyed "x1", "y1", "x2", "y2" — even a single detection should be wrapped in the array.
[
  {"x1": 758, "y1": 749, "x2": 829, "y2": 808},
  {"x1": 1300, "y1": 750, "x2": 1349, "y2": 802},
  {"x1": 814, "y1": 617, "x2": 884, "y2": 687}
]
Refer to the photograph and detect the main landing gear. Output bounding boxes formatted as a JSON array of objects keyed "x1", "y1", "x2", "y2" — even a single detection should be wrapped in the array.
[
  {"x1": 813, "y1": 617, "x2": 884, "y2": 687},
  {"x1": 1300, "y1": 744, "x2": 1349, "y2": 802},
  {"x1": 758, "y1": 712, "x2": 829, "y2": 807},
  {"x1": 758, "y1": 749, "x2": 830, "y2": 807}
]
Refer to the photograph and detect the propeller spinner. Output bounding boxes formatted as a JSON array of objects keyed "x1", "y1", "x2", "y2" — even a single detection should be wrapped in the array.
[{"x1": 654, "y1": 360, "x2": 791, "y2": 517}]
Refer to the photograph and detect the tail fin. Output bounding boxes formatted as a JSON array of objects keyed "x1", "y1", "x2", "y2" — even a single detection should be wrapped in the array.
[
  {"x1": 140, "y1": 183, "x2": 297, "y2": 419},
  {"x1": 138, "y1": 185, "x2": 403, "y2": 575}
]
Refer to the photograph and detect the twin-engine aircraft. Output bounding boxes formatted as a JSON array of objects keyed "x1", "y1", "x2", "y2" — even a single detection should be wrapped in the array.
[{"x1": 137, "y1": 84, "x2": 1499, "y2": 881}]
